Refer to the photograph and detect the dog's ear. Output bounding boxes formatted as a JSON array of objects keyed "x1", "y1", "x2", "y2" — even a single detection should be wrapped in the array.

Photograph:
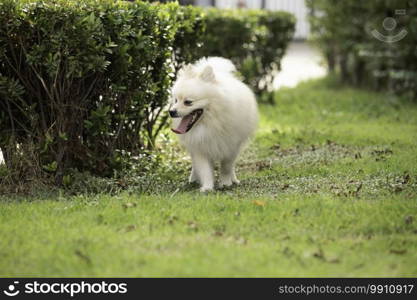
[{"x1": 200, "y1": 65, "x2": 215, "y2": 82}]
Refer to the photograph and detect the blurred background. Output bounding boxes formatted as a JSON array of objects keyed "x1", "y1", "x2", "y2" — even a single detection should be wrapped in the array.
[
  {"x1": 195, "y1": 0, "x2": 310, "y2": 40},
  {"x1": 193, "y1": 0, "x2": 327, "y2": 89},
  {"x1": 155, "y1": 0, "x2": 417, "y2": 97}
]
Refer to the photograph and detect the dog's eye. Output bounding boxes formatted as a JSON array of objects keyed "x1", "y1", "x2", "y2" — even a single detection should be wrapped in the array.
[{"x1": 184, "y1": 100, "x2": 193, "y2": 106}]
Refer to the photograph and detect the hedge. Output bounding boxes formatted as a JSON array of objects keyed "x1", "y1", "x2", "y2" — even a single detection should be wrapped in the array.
[
  {"x1": 0, "y1": 0, "x2": 295, "y2": 185},
  {"x1": 0, "y1": 0, "x2": 203, "y2": 183},
  {"x1": 199, "y1": 8, "x2": 295, "y2": 97},
  {"x1": 306, "y1": 0, "x2": 417, "y2": 98}
]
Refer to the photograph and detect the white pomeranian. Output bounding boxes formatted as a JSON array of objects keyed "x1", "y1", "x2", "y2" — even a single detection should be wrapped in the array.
[{"x1": 169, "y1": 57, "x2": 258, "y2": 192}]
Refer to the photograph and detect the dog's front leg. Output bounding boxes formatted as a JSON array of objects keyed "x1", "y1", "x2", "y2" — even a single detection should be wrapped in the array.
[
  {"x1": 193, "y1": 154, "x2": 214, "y2": 192},
  {"x1": 219, "y1": 151, "x2": 240, "y2": 187},
  {"x1": 189, "y1": 158, "x2": 199, "y2": 183},
  {"x1": 219, "y1": 158, "x2": 234, "y2": 188}
]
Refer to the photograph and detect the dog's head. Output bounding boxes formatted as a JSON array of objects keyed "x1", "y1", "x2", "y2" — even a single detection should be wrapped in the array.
[{"x1": 169, "y1": 64, "x2": 217, "y2": 134}]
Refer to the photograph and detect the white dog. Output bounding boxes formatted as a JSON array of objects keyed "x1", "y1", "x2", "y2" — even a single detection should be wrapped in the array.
[{"x1": 170, "y1": 57, "x2": 258, "y2": 192}]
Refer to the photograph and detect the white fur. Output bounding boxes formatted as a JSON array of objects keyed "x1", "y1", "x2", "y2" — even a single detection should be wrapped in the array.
[{"x1": 170, "y1": 57, "x2": 258, "y2": 192}]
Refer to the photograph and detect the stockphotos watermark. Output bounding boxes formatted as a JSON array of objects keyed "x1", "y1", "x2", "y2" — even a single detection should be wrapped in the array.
[
  {"x1": 3, "y1": 280, "x2": 128, "y2": 297},
  {"x1": 371, "y1": 9, "x2": 408, "y2": 43}
]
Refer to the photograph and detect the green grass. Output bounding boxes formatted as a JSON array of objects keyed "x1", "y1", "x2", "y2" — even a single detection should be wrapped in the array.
[{"x1": 1, "y1": 77, "x2": 417, "y2": 277}]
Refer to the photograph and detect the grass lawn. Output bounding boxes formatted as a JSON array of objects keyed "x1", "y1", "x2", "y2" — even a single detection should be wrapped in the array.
[{"x1": 1, "y1": 78, "x2": 416, "y2": 277}]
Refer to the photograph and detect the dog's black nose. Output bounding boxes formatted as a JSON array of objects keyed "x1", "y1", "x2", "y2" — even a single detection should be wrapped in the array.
[{"x1": 169, "y1": 110, "x2": 178, "y2": 118}]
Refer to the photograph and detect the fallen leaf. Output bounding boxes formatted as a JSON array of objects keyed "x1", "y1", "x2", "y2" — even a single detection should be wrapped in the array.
[
  {"x1": 252, "y1": 200, "x2": 266, "y2": 207},
  {"x1": 405, "y1": 215, "x2": 413, "y2": 225},
  {"x1": 75, "y1": 250, "x2": 92, "y2": 265},
  {"x1": 389, "y1": 249, "x2": 407, "y2": 255},
  {"x1": 187, "y1": 221, "x2": 198, "y2": 230},
  {"x1": 122, "y1": 202, "x2": 137, "y2": 209},
  {"x1": 328, "y1": 258, "x2": 341, "y2": 264},
  {"x1": 313, "y1": 248, "x2": 325, "y2": 260},
  {"x1": 125, "y1": 225, "x2": 137, "y2": 232},
  {"x1": 167, "y1": 215, "x2": 178, "y2": 225}
]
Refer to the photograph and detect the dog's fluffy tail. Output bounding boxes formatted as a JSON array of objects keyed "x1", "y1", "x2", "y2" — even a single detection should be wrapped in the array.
[{"x1": 196, "y1": 57, "x2": 236, "y2": 75}]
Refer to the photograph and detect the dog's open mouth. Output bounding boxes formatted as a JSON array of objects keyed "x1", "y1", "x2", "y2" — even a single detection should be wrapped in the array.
[{"x1": 171, "y1": 109, "x2": 203, "y2": 134}]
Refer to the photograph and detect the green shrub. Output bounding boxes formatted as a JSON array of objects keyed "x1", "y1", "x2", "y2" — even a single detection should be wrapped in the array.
[
  {"x1": 0, "y1": 0, "x2": 203, "y2": 184},
  {"x1": 199, "y1": 9, "x2": 296, "y2": 98},
  {"x1": 167, "y1": 4, "x2": 205, "y2": 74},
  {"x1": 306, "y1": 0, "x2": 417, "y2": 98}
]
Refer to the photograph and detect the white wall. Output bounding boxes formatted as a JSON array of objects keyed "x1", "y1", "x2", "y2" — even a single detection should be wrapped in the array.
[
  {"x1": 195, "y1": 0, "x2": 310, "y2": 39},
  {"x1": 196, "y1": 0, "x2": 212, "y2": 6},
  {"x1": 266, "y1": 0, "x2": 309, "y2": 39}
]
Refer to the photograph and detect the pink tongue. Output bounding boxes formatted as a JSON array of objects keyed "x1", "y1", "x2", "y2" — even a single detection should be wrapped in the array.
[{"x1": 171, "y1": 114, "x2": 193, "y2": 134}]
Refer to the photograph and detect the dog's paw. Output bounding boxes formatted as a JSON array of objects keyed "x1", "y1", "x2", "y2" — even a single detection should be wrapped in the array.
[
  {"x1": 218, "y1": 180, "x2": 233, "y2": 189},
  {"x1": 189, "y1": 174, "x2": 198, "y2": 184},
  {"x1": 200, "y1": 186, "x2": 213, "y2": 193},
  {"x1": 189, "y1": 178, "x2": 198, "y2": 184},
  {"x1": 232, "y1": 178, "x2": 240, "y2": 185}
]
